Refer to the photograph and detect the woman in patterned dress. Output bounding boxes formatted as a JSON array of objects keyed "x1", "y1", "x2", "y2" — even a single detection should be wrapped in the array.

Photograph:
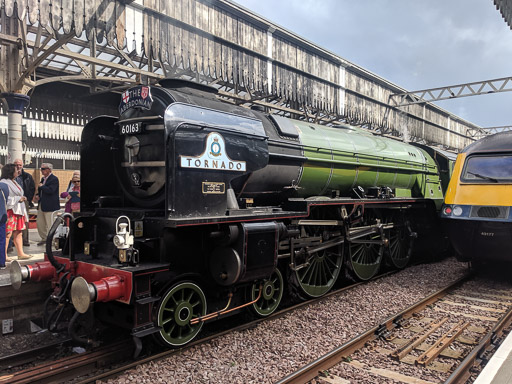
[{"x1": 0, "y1": 164, "x2": 32, "y2": 261}]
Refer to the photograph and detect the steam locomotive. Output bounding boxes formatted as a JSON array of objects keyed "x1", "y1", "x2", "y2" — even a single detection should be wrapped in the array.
[{"x1": 11, "y1": 79, "x2": 451, "y2": 350}]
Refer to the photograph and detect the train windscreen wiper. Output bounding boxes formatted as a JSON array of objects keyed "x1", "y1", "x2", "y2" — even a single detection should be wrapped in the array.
[{"x1": 467, "y1": 171, "x2": 498, "y2": 183}]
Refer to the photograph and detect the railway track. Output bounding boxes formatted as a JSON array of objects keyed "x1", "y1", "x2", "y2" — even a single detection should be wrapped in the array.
[
  {"x1": 0, "y1": 340, "x2": 133, "y2": 384},
  {"x1": 0, "y1": 272, "x2": 385, "y2": 384},
  {"x1": 276, "y1": 273, "x2": 512, "y2": 384},
  {"x1": 5, "y1": 266, "x2": 494, "y2": 384},
  {"x1": 0, "y1": 338, "x2": 72, "y2": 372}
]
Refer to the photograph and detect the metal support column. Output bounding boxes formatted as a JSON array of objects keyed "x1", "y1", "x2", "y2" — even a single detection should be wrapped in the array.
[{"x1": 1, "y1": 93, "x2": 30, "y2": 163}]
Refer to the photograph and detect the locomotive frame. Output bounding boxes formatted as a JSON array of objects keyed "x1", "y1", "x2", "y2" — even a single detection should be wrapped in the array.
[{"x1": 11, "y1": 79, "x2": 451, "y2": 350}]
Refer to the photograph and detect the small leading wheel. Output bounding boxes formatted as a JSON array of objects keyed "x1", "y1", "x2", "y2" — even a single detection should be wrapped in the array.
[
  {"x1": 292, "y1": 243, "x2": 343, "y2": 298},
  {"x1": 348, "y1": 233, "x2": 383, "y2": 281},
  {"x1": 250, "y1": 268, "x2": 284, "y2": 317},
  {"x1": 155, "y1": 282, "x2": 207, "y2": 347},
  {"x1": 386, "y1": 217, "x2": 412, "y2": 269}
]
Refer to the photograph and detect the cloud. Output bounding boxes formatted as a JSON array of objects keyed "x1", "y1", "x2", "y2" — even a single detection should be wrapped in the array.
[{"x1": 234, "y1": 0, "x2": 512, "y2": 127}]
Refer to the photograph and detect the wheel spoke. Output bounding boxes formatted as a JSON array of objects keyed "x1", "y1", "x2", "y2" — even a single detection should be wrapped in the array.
[
  {"x1": 310, "y1": 261, "x2": 318, "y2": 284},
  {"x1": 302, "y1": 262, "x2": 314, "y2": 285},
  {"x1": 162, "y1": 316, "x2": 173, "y2": 326},
  {"x1": 313, "y1": 260, "x2": 321, "y2": 285},
  {"x1": 190, "y1": 299, "x2": 201, "y2": 308},
  {"x1": 325, "y1": 255, "x2": 337, "y2": 270},
  {"x1": 352, "y1": 245, "x2": 364, "y2": 263},
  {"x1": 320, "y1": 260, "x2": 328, "y2": 285}
]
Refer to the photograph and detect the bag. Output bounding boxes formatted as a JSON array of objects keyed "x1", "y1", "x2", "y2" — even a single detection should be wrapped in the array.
[
  {"x1": 69, "y1": 189, "x2": 80, "y2": 212},
  {"x1": 12, "y1": 198, "x2": 24, "y2": 216},
  {"x1": 70, "y1": 202, "x2": 80, "y2": 212}
]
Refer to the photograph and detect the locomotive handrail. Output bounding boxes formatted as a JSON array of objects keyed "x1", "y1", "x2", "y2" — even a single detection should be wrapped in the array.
[
  {"x1": 268, "y1": 138, "x2": 438, "y2": 168},
  {"x1": 305, "y1": 155, "x2": 437, "y2": 173},
  {"x1": 120, "y1": 161, "x2": 165, "y2": 167},
  {"x1": 173, "y1": 121, "x2": 269, "y2": 141},
  {"x1": 46, "y1": 213, "x2": 74, "y2": 271},
  {"x1": 268, "y1": 139, "x2": 432, "y2": 165},
  {"x1": 270, "y1": 153, "x2": 307, "y2": 162},
  {"x1": 114, "y1": 115, "x2": 163, "y2": 124},
  {"x1": 165, "y1": 102, "x2": 267, "y2": 136}
]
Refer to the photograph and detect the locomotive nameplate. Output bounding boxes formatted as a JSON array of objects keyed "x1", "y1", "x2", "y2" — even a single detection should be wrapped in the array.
[
  {"x1": 202, "y1": 182, "x2": 225, "y2": 194},
  {"x1": 119, "y1": 85, "x2": 153, "y2": 114},
  {"x1": 119, "y1": 122, "x2": 142, "y2": 135},
  {"x1": 180, "y1": 132, "x2": 247, "y2": 172}
]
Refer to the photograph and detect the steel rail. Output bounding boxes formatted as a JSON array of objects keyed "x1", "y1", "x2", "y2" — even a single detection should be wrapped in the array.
[
  {"x1": 75, "y1": 270, "x2": 398, "y2": 383},
  {"x1": 0, "y1": 338, "x2": 72, "y2": 370},
  {"x1": 444, "y1": 303, "x2": 512, "y2": 384},
  {"x1": 0, "y1": 340, "x2": 133, "y2": 384},
  {"x1": 1, "y1": 269, "x2": 401, "y2": 383},
  {"x1": 275, "y1": 273, "x2": 473, "y2": 384}
]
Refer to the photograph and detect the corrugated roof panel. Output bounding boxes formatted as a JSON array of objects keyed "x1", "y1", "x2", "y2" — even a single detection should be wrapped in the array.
[{"x1": 494, "y1": 0, "x2": 512, "y2": 29}]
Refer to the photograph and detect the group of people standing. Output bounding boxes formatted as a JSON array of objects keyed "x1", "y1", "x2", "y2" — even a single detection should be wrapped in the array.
[{"x1": 0, "y1": 161, "x2": 80, "y2": 269}]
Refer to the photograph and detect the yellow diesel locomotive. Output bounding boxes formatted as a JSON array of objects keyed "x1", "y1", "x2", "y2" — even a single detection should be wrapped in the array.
[{"x1": 440, "y1": 131, "x2": 512, "y2": 263}]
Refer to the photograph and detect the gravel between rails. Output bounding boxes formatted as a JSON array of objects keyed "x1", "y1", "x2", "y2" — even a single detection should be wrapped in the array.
[
  {"x1": 102, "y1": 257, "x2": 470, "y2": 384},
  {"x1": 0, "y1": 330, "x2": 68, "y2": 359}
]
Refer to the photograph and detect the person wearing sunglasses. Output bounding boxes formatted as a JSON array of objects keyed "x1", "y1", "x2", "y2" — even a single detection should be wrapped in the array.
[
  {"x1": 33, "y1": 163, "x2": 60, "y2": 245},
  {"x1": 66, "y1": 170, "x2": 80, "y2": 192},
  {"x1": 61, "y1": 172, "x2": 80, "y2": 213}
]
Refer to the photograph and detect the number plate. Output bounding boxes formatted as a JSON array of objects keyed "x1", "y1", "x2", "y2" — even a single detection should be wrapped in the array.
[{"x1": 119, "y1": 122, "x2": 142, "y2": 135}]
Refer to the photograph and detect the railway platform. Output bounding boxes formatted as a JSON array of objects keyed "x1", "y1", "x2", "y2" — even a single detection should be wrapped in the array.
[
  {"x1": 474, "y1": 330, "x2": 512, "y2": 384},
  {"x1": 0, "y1": 228, "x2": 46, "y2": 287}
]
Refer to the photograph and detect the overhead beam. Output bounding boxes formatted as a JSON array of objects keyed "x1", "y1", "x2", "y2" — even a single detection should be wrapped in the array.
[
  {"x1": 61, "y1": 45, "x2": 92, "y2": 78},
  {"x1": 34, "y1": 75, "x2": 137, "y2": 87},
  {"x1": 14, "y1": 32, "x2": 76, "y2": 92},
  {"x1": 466, "y1": 124, "x2": 512, "y2": 138},
  {"x1": 0, "y1": 32, "x2": 162, "y2": 83},
  {"x1": 390, "y1": 76, "x2": 512, "y2": 106}
]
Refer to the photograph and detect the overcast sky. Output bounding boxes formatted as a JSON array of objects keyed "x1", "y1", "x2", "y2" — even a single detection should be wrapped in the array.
[{"x1": 233, "y1": 0, "x2": 512, "y2": 128}]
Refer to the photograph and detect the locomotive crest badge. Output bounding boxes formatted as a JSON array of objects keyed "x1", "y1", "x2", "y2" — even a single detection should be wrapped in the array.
[
  {"x1": 210, "y1": 138, "x2": 222, "y2": 157},
  {"x1": 180, "y1": 132, "x2": 246, "y2": 172},
  {"x1": 119, "y1": 85, "x2": 153, "y2": 114}
]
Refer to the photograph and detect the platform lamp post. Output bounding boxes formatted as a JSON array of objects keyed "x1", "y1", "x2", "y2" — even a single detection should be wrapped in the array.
[{"x1": 1, "y1": 92, "x2": 30, "y2": 164}]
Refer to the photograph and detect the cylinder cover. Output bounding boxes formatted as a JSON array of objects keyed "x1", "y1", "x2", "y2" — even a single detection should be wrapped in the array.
[{"x1": 209, "y1": 247, "x2": 242, "y2": 286}]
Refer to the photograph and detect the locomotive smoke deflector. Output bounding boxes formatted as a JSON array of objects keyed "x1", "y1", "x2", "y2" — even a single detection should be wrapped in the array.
[{"x1": 164, "y1": 103, "x2": 269, "y2": 217}]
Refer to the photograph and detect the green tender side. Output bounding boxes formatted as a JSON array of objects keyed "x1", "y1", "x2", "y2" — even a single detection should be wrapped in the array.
[
  {"x1": 294, "y1": 121, "x2": 443, "y2": 204},
  {"x1": 413, "y1": 147, "x2": 444, "y2": 208}
]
